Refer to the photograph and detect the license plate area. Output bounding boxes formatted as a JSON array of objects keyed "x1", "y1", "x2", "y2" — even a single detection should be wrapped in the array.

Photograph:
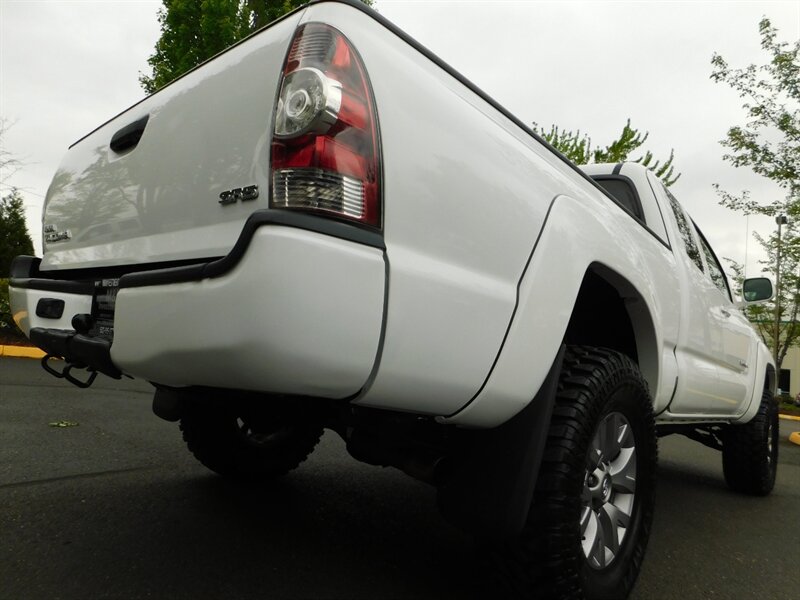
[{"x1": 90, "y1": 278, "x2": 119, "y2": 341}]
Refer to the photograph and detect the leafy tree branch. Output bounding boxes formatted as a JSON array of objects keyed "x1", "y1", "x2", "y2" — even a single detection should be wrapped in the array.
[
  {"x1": 534, "y1": 119, "x2": 681, "y2": 186},
  {"x1": 711, "y1": 17, "x2": 799, "y2": 217}
]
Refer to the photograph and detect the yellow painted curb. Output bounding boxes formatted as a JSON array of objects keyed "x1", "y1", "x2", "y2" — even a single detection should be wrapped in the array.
[
  {"x1": 0, "y1": 345, "x2": 46, "y2": 359},
  {"x1": 790, "y1": 432, "x2": 800, "y2": 446},
  {"x1": 779, "y1": 414, "x2": 800, "y2": 422}
]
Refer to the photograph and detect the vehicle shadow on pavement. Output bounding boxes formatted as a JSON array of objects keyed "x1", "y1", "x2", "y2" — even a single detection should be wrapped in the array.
[
  {"x1": 2, "y1": 439, "x2": 493, "y2": 600},
  {"x1": 4, "y1": 405, "x2": 798, "y2": 600},
  {"x1": 631, "y1": 433, "x2": 799, "y2": 600}
]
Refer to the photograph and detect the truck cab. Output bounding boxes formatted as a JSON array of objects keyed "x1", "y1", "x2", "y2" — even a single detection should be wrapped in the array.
[{"x1": 581, "y1": 162, "x2": 771, "y2": 423}]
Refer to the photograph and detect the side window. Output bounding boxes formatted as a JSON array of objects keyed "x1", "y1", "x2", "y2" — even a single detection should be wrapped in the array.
[
  {"x1": 695, "y1": 225, "x2": 732, "y2": 300},
  {"x1": 592, "y1": 177, "x2": 645, "y2": 221},
  {"x1": 664, "y1": 188, "x2": 704, "y2": 272}
]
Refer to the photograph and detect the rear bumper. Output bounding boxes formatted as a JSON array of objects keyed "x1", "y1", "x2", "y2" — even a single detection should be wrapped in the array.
[{"x1": 10, "y1": 222, "x2": 386, "y2": 399}]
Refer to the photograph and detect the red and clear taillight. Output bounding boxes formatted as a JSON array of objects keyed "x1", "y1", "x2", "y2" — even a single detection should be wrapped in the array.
[{"x1": 271, "y1": 24, "x2": 381, "y2": 228}]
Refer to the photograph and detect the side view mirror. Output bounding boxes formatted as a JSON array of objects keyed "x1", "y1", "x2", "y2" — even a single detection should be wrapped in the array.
[{"x1": 742, "y1": 277, "x2": 774, "y2": 304}]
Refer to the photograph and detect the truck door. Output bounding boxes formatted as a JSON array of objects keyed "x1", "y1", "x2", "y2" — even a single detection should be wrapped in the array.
[
  {"x1": 658, "y1": 185, "x2": 726, "y2": 414},
  {"x1": 693, "y1": 225, "x2": 758, "y2": 415}
]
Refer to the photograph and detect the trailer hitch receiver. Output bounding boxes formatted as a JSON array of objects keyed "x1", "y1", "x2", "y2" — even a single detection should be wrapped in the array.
[{"x1": 41, "y1": 355, "x2": 98, "y2": 389}]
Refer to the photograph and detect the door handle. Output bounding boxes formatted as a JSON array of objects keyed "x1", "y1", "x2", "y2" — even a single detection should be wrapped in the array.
[
  {"x1": 110, "y1": 115, "x2": 149, "y2": 153},
  {"x1": 720, "y1": 308, "x2": 731, "y2": 318}
]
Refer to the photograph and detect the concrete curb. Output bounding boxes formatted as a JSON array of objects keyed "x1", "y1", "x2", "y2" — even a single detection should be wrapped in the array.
[
  {"x1": 0, "y1": 345, "x2": 46, "y2": 359},
  {"x1": 778, "y1": 415, "x2": 800, "y2": 446}
]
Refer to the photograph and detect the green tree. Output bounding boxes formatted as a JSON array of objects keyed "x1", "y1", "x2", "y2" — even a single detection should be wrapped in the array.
[
  {"x1": 0, "y1": 278, "x2": 15, "y2": 337},
  {"x1": 141, "y1": 0, "x2": 372, "y2": 94},
  {"x1": 0, "y1": 120, "x2": 32, "y2": 337},
  {"x1": 535, "y1": 119, "x2": 680, "y2": 186},
  {"x1": 242, "y1": 0, "x2": 310, "y2": 30},
  {"x1": 0, "y1": 189, "x2": 34, "y2": 278},
  {"x1": 712, "y1": 17, "x2": 799, "y2": 368},
  {"x1": 726, "y1": 226, "x2": 800, "y2": 375},
  {"x1": 0, "y1": 120, "x2": 34, "y2": 278},
  {"x1": 140, "y1": 0, "x2": 246, "y2": 93},
  {"x1": 711, "y1": 17, "x2": 799, "y2": 217}
]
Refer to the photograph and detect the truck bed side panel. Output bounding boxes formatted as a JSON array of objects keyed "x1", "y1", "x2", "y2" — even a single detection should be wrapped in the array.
[{"x1": 300, "y1": 3, "x2": 619, "y2": 415}]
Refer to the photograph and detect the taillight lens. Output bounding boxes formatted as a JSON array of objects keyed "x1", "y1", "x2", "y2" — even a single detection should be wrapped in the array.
[{"x1": 271, "y1": 24, "x2": 381, "y2": 229}]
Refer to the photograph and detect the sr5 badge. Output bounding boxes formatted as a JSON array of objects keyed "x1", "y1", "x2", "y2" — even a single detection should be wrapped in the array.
[{"x1": 219, "y1": 185, "x2": 259, "y2": 206}]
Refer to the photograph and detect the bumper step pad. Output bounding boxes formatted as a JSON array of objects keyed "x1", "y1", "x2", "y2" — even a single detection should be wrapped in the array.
[{"x1": 29, "y1": 328, "x2": 121, "y2": 379}]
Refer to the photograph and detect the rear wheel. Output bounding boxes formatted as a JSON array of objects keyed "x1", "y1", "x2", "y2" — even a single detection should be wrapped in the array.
[
  {"x1": 722, "y1": 388, "x2": 778, "y2": 496},
  {"x1": 180, "y1": 402, "x2": 323, "y2": 481},
  {"x1": 493, "y1": 346, "x2": 657, "y2": 599}
]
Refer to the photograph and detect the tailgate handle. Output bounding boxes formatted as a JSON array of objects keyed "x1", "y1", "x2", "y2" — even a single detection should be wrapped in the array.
[{"x1": 110, "y1": 115, "x2": 149, "y2": 153}]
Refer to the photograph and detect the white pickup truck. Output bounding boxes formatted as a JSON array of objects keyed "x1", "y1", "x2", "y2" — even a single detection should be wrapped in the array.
[{"x1": 8, "y1": 1, "x2": 778, "y2": 598}]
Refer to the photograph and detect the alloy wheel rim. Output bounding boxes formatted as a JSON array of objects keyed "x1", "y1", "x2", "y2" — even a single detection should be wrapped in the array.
[
  {"x1": 581, "y1": 411, "x2": 637, "y2": 570},
  {"x1": 767, "y1": 422, "x2": 774, "y2": 466},
  {"x1": 236, "y1": 417, "x2": 293, "y2": 447}
]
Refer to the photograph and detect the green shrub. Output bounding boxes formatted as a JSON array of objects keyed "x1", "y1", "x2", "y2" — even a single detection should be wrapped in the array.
[
  {"x1": 0, "y1": 278, "x2": 11, "y2": 329},
  {"x1": 0, "y1": 278, "x2": 27, "y2": 343}
]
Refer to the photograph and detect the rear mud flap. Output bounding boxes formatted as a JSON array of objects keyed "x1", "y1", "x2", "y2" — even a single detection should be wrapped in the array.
[{"x1": 436, "y1": 345, "x2": 565, "y2": 541}]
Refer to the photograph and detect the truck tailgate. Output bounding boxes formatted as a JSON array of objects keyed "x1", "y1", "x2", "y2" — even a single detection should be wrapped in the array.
[{"x1": 40, "y1": 11, "x2": 303, "y2": 271}]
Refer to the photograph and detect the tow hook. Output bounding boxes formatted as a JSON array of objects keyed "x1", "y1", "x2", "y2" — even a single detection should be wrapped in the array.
[{"x1": 41, "y1": 354, "x2": 98, "y2": 389}]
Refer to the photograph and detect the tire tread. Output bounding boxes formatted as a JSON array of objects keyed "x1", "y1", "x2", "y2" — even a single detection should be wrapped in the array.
[
  {"x1": 493, "y1": 346, "x2": 657, "y2": 600},
  {"x1": 722, "y1": 389, "x2": 778, "y2": 496},
  {"x1": 180, "y1": 406, "x2": 323, "y2": 481}
]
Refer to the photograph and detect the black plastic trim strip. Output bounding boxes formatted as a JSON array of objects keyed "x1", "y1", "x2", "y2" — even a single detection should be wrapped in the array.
[
  {"x1": 693, "y1": 221, "x2": 734, "y2": 302},
  {"x1": 10, "y1": 278, "x2": 94, "y2": 295},
  {"x1": 120, "y1": 210, "x2": 384, "y2": 289},
  {"x1": 11, "y1": 260, "x2": 205, "y2": 292},
  {"x1": 36, "y1": 257, "x2": 218, "y2": 282},
  {"x1": 13, "y1": 253, "x2": 220, "y2": 284},
  {"x1": 644, "y1": 171, "x2": 674, "y2": 251},
  {"x1": 659, "y1": 374, "x2": 679, "y2": 417},
  {"x1": 12, "y1": 211, "x2": 382, "y2": 293}
]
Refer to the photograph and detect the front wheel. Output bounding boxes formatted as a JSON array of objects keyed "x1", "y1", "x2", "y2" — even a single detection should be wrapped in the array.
[
  {"x1": 493, "y1": 346, "x2": 657, "y2": 599},
  {"x1": 722, "y1": 388, "x2": 778, "y2": 496}
]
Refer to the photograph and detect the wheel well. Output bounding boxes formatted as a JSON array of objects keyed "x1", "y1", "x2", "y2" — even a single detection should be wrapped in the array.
[
  {"x1": 564, "y1": 265, "x2": 659, "y2": 394},
  {"x1": 765, "y1": 364, "x2": 776, "y2": 393}
]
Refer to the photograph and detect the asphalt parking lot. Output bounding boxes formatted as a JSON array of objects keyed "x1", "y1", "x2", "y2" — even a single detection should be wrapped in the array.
[{"x1": 1, "y1": 356, "x2": 799, "y2": 599}]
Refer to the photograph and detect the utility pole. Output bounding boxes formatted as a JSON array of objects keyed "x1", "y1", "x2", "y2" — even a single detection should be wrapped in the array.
[{"x1": 774, "y1": 214, "x2": 788, "y2": 372}]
